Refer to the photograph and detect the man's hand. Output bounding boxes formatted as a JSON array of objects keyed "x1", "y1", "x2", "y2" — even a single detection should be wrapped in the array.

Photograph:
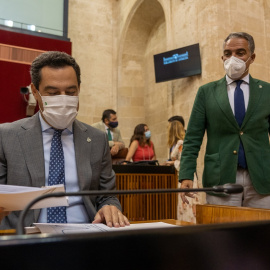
[
  {"x1": 92, "y1": 205, "x2": 130, "y2": 228},
  {"x1": 180, "y1": 180, "x2": 195, "y2": 204},
  {"x1": 110, "y1": 144, "x2": 120, "y2": 156},
  {"x1": 165, "y1": 160, "x2": 175, "y2": 166},
  {"x1": 0, "y1": 207, "x2": 10, "y2": 223}
]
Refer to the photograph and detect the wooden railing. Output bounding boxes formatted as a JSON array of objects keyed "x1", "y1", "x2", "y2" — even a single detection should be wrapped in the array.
[
  {"x1": 0, "y1": 43, "x2": 45, "y2": 65},
  {"x1": 196, "y1": 204, "x2": 270, "y2": 224},
  {"x1": 114, "y1": 165, "x2": 178, "y2": 221}
]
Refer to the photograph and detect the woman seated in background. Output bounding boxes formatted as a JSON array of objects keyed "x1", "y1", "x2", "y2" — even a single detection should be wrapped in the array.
[
  {"x1": 165, "y1": 120, "x2": 185, "y2": 169},
  {"x1": 125, "y1": 123, "x2": 156, "y2": 162}
]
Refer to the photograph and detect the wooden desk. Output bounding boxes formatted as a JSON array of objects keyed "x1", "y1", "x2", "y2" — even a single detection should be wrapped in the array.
[
  {"x1": 196, "y1": 204, "x2": 270, "y2": 224},
  {"x1": 0, "y1": 219, "x2": 193, "y2": 236},
  {"x1": 0, "y1": 229, "x2": 16, "y2": 235},
  {"x1": 131, "y1": 219, "x2": 194, "y2": 226},
  {"x1": 113, "y1": 165, "x2": 178, "y2": 221}
]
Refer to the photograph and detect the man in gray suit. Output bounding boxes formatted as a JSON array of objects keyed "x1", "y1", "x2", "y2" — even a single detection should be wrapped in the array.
[
  {"x1": 0, "y1": 51, "x2": 129, "y2": 229},
  {"x1": 92, "y1": 109, "x2": 125, "y2": 156}
]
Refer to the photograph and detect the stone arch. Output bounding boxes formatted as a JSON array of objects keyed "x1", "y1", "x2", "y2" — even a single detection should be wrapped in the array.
[{"x1": 117, "y1": 0, "x2": 168, "y2": 160}]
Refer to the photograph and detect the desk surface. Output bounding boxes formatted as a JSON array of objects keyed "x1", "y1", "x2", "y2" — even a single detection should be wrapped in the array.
[
  {"x1": 1, "y1": 220, "x2": 270, "y2": 270},
  {"x1": 131, "y1": 219, "x2": 194, "y2": 226},
  {"x1": 0, "y1": 219, "x2": 193, "y2": 236}
]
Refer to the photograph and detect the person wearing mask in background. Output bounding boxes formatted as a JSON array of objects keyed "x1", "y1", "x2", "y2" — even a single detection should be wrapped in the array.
[
  {"x1": 92, "y1": 109, "x2": 125, "y2": 156},
  {"x1": 125, "y1": 124, "x2": 156, "y2": 162},
  {"x1": 0, "y1": 51, "x2": 130, "y2": 229},
  {"x1": 179, "y1": 32, "x2": 270, "y2": 209}
]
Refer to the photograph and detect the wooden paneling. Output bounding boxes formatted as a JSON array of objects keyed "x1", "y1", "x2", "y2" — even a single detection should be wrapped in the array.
[
  {"x1": 196, "y1": 204, "x2": 270, "y2": 224},
  {"x1": 0, "y1": 43, "x2": 45, "y2": 65},
  {"x1": 115, "y1": 173, "x2": 178, "y2": 221}
]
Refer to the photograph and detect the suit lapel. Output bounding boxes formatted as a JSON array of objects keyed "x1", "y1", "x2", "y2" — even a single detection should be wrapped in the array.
[
  {"x1": 73, "y1": 120, "x2": 92, "y2": 190},
  {"x1": 99, "y1": 121, "x2": 106, "y2": 132},
  {"x1": 17, "y1": 113, "x2": 45, "y2": 221},
  {"x1": 213, "y1": 77, "x2": 239, "y2": 129},
  {"x1": 242, "y1": 76, "x2": 263, "y2": 128},
  {"x1": 17, "y1": 114, "x2": 45, "y2": 188}
]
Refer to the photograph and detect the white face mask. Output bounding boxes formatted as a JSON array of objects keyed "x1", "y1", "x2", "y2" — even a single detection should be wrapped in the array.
[
  {"x1": 223, "y1": 56, "x2": 250, "y2": 79},
  {"x1": 38, "y1": 93, "x2": 79, "y2": 129}
]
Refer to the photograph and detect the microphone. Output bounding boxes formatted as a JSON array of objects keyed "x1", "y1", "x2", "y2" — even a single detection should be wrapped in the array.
[
  {"x1": 16, "y1": 184, "x2": 243, "y2": 235},
  {"x1": 212, "y1": 184, "x2": 244, "y2": 194}
]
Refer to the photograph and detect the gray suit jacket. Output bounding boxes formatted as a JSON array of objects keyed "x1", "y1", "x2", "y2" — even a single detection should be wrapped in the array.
[
  {"x1": 0, "y1": 113, "x2": 121, "y2": 229},
  {"x1": 91, "y1": 121, "x2": 124, "y2": 148}
]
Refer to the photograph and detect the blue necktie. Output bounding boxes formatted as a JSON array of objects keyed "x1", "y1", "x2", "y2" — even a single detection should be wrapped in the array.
[
  {"x1": 234, "y1": 80, "x2": 247, "y2": 169},
  {"x1": 47, "y1": 129, "x2": 67, "y2": 223}
]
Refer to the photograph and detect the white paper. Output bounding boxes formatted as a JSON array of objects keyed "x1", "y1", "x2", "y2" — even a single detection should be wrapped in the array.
[
  {"x1": 25, "y1": 226, "x2": 41, "y2": 234},
  {"x1": 0, "y1": 184, "x2": 68, "y2": 211},
  {"x1": 33, "y1": 222, "x2": 178, "y2": 234}
]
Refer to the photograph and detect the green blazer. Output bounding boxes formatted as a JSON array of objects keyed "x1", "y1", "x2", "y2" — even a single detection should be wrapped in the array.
[{"x1": 179, "y1": 75, "x2": 270, "y2": 194}]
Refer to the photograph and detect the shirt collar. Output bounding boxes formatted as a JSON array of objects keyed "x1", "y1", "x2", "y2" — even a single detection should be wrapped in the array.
[
  {"x1": 226, "y1": 74, "x2": 250, "y2": 85},
  {"x1": 38, "y1": 112, "x2": 73, "y2": 133},
  {"x1": 103, "y1": 122, "x2": 110, "y2": 131}
]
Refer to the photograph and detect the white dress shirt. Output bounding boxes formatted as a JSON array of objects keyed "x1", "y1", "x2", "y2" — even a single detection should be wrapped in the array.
[{"x1": 104, "y1": 122, "x2": 114, "y2": 140}]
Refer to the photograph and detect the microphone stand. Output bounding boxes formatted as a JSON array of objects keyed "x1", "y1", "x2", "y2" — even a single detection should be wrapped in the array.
[{"x1": 16, "y1": 184, "x2": 243, "y2": 235}]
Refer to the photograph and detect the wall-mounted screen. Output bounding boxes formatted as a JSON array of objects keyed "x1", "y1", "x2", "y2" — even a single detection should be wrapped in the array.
[{"x1": 154, "y1": 43, "x2": 201, "y2": 83}]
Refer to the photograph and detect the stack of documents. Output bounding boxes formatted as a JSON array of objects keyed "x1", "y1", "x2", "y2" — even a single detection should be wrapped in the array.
[{"x1": 32, "y1": 222, "x2": 178, "y2": 234}]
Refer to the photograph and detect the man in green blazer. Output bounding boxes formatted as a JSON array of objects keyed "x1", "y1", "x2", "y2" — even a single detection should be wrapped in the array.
[{"x1": 179, "y1": 32, "x2": 270, "y2": 208}]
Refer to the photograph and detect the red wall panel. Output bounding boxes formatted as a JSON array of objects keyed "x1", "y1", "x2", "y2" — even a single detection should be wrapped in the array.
[
  {"x1": 0, "y1": 61, "x2": 31, "y2": 123},
  {"x1": 0, "y1": 29, "x2": 71, "y2": 53},
  {"x1": 0, "y1": 29, "x2": 72, "y2": 123}
]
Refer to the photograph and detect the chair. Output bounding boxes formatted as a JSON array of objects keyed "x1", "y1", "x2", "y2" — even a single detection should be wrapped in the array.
[{"x1": 111, "y1": 148, "x2": 128, "y2": 164}]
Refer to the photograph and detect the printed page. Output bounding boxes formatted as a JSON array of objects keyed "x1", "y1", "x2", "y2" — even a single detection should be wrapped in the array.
[{"x1": 0, "y1": 184, "x2": 68, "y2": 211}]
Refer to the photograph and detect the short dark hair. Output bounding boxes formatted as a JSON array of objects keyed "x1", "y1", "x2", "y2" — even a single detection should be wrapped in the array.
[
  {"x1": 224, "y1": 32, "x2": 255, "y2": 54},
  {"x1": 30, "y1": 51, "x2": 81, "y2": 89},
  {"x1": 168, "y1": 115, "x2": 185, "y2": 128},
  {"x1": 102, "y1": 109, "x2": 116, "y2": 122}
]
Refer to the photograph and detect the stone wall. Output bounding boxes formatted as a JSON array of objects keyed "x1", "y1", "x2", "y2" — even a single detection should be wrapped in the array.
[
  {"x1": 68, "y1": 0, "x2": 115, "y2": 124},
  {"x1": 68, "y1": 0, "x2": 270, "y2": 183}
]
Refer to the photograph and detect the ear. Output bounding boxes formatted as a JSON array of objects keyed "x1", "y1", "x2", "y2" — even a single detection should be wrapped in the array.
[
  {"x1": 31, "y1": 83, "x2": 39, "y2": 102},
  {"x1": 250, "y1": 53, "x2": 256, "y2": 64},
  {"x1": 31, "y1": 83, "x2": 43, "y2": 111}
]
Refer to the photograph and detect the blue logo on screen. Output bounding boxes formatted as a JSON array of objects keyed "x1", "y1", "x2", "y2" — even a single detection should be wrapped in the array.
[{"x1": 163, "y1": 51, "x2": 189, "y2": 65}]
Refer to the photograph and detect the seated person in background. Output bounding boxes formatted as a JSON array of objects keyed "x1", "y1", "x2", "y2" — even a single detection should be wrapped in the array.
[
  {"x1": 125, "y1": 124, "x2": 156, "y2": 162},
  {"x1": 165, "y1": 120, "x2": 185, "y2": 169},
  {"x1": 92, "y1": 109, "x2": 125, "y2": 156}
]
